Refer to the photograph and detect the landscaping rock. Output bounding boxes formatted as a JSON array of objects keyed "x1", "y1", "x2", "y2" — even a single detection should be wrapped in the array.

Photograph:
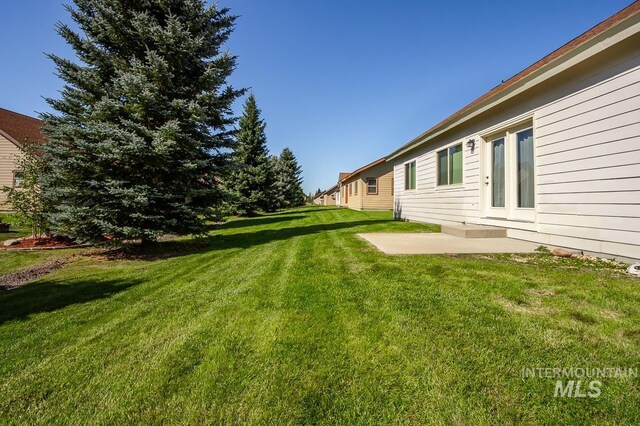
[
  {"x1": 552, "y1": 248, "x2": 575, "y2": 258},
  {"x1": 0, "y1": 259, "x2": 69, "y2": 291},
  {"x1": 3, "y1": 239, "x2": 19, "y2": 247}
]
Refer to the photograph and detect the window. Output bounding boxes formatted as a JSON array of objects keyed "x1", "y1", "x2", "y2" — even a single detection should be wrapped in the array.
[
  {"x1": 349, "y1": 183, "x2": 352, "y2": 196},
  {"x1": 491, "y1": 138, "x2": 505, "y2": 208},
  {"x1": 391, "y1": 178, "x2": 394, "y2": 195},
  {"x1": 13, "y1": 172, "x2": 23, "y2": 188},
  {"x1": 404, "y1": 161, "x2": 416, "y2": 190},
  {"x1": 517, "y1": 129, "x2": 535, "y2": 208},
  {"x1": 366, "y1": 177, "x2": 378, "y2": 195},
  {"x1": 437, "y1": 143, "x2": 463, "y2": 186},
  {"x1": 354, "y1": 180, "x2": 358, "y2": 195}
]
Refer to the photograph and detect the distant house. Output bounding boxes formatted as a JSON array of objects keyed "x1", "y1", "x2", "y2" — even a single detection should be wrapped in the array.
[
  {"x1": 335, "y1": 172, "x2": 349, "y2": 206},
  {"x1": 312, "y1": 192, "x2": 324, "y2": 205},
  {"x1": 0, "y1": 108, "x2": 45, "y2": 210},
  {"x1": 322, "y1": 184, "x2": 338, "y2": 206},
  {"x1": 388, "y1": 3, "x2": 640, "y2": 261},
  {"x1": 339, "y1": 158, "x2": 394, "y2": 211}
]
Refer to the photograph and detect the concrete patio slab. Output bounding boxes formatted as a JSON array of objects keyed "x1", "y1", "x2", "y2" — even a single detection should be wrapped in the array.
[{"x1": 358, "y1": 232, "x2": 540, "y2": 255}]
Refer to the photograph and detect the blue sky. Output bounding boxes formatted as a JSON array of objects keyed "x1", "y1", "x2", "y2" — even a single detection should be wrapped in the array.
[{"x1": 0, "y1": 0, "x2": 632, "y2": 193}]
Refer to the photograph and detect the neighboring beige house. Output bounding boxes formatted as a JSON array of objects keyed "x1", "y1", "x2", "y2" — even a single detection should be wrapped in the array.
[
  {"x1": 312, "y1": 192, "x2": 324, "y2": 205},
  {"x1": 322, "y1": 184, "x2": 338, "y2": 206},
  {"x1": 0, "y1": 108, "x2": 45, "y2": 210},
  {"x1": 388, "y1": 2, "x2": 640, "y2": 261},
  {"x1": 339, "y1": 158, "x2": 393, "y2": 211},
  {"x1": 335, "y1": 172, "x2": 349, "y2": 206}
]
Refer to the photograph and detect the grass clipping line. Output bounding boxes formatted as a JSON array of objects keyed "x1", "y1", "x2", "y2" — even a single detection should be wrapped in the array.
[{"x1": 0, "y1": 260, "x2": 69, "y2": 291}]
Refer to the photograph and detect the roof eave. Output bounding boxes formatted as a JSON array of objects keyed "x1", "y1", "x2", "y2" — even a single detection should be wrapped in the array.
[{"x1": 386, "y1": 3, "x2": 640, "y2": 161}]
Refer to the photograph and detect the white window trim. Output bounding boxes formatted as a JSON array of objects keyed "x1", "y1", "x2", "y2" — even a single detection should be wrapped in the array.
[
  {"x1": 480, "y1": 120, "x2": 536, "y2": 223},
  {"x1": 403, "y1": 160, "x2": 417, "y2": 191},
  {"x1": 435, "y1": 141, "x2": 464, "y2": 190},
  {"x1": 366, "y1": 177, "x2": 378, "y2": 195},
  {"x1": 12, "y1": 171, "x2": 23, "y2": 189}
]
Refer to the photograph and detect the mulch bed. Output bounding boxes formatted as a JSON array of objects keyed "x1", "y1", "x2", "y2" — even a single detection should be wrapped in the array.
[
  {"x1": 0, "y1": 260, "x2": 69, "y2": 291},
  {"x1": 2, "y1": 236, "x2": 83, "y2": 251}
]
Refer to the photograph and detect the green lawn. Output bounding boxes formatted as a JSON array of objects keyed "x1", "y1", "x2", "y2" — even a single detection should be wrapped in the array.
[
  {"x1": 1, "y1": 206, "x2": 639, "y2": 424},
  {"x1": 0, "y1": 213, "x2": 31, "y2": 242},
  {"x1": 0, "y1": 213, "x2": 83, "y2": 275}
]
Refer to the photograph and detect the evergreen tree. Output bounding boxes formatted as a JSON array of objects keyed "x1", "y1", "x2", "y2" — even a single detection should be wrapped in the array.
[
  {"x1": 41, "y1": 0, "x2": 243, "y2": 244},
  {"x1": 275, "y1": 148, "x2": 305, "y2": 208},
  {"x1": 228, "y1": 95, "x2": 273, "y2": 216},
  {"x1": 265, "y1": 155, "x2": 282, "y2": 212}
]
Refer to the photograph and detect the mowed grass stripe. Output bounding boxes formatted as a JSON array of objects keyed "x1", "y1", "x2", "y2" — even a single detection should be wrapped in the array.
[{"x1": 1, "y1": 207, "x2": 639, "y2": 424}]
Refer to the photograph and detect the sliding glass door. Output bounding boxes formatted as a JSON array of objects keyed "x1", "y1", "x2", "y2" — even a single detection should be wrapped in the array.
[
  {"x1": 517, "y1": 129, "x2": 535, "y2": 209},
  {"x1": 484, "y1": 125, "x2": 535, "y2": 221},
  {"x1": 491, "y1": 137, "x2": 505, "y2": 208}
]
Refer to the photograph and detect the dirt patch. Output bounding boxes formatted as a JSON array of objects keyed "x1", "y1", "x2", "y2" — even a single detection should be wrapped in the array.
[
  {"x1": 600, "y1": 309, "x2": 624, "y2": 320},
  {"x1": 495, "y1": 289, "x2": 557, "y2": 316},
  {"x1": 620, "y1": 329, "x2": 640, "y2": 342},
  {"x1": 527, "y1": 288, "x2": 556, "y2": 297},
  {"x1": 0, "y1": 260, "x2": 70, "y2": 291},
  {"x1": 569, "y1": 311, "x2": 598, "y2": 325},
  {"x1": 495, "y1": 296, "x2": 545, "y2": 315}
]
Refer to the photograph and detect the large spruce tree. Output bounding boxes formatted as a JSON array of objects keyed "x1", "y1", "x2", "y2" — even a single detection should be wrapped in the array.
[
  {"x1": 41, "y1": 0, "x2": 243, "y2": 244},
  {"x1": 275, "y1": 148, "x2": 305, "y2": 208},
  {"x1": 228, "y1": 95, "x2": 273, "y2": 216}
]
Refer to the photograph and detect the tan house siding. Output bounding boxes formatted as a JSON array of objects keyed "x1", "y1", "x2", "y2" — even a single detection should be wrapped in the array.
[
  {"x1": 362, "y1": 163, "x2": 393, "y2": 210},
  {"x1": 343, "y1": 176, "x2": 363, "y2": 210},
  {"x1": 0, "y1": 134, "x2": 21, "y2": 210},
  {"x1": 341, "y1": 160, "x2": 394, "y2": 211},
  {"x1": 322, "y1": 191, "x2": 336, "y2": 206}
]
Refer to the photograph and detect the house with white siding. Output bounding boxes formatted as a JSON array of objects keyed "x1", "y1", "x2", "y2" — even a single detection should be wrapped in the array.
[{"x1": 388, "y1": 2, "x2": 640, "y2": 261}]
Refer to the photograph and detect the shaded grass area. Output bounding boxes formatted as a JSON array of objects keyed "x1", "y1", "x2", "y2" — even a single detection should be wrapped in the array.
[
  {"x1": 0, "y1": 207, "x2": 639, "y2": 424},
  {"x1": 0, "y1": 213, "x2": 81, "y2": 276},
  {"x1": 0, "y1": 213, "x2": 30, "y2": 243},
  {"x1": 0, "y1": 249, "x2": 84, "y2": 276}
]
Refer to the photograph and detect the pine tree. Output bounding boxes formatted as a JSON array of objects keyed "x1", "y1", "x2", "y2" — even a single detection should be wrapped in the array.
[
  {"x1": 41, "y1": 0, "x2": 243, "y2": 244},
  {"x1": 275, "y1": 148, "x2": 305, "y2": 208},
  {"x1": 265, "y1": 155, "x2": 282, "y2": 212},
  {"x1": 228, "y1": 95, "x2": 273, "y2": 216}
]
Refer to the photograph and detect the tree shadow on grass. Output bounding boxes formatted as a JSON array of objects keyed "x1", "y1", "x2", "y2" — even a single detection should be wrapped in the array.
[
  {"x1": 211, "y1": 214, "x2": 305, "y2": 230},
  {"x1": 256, "y1": 207, "x2": 337, "y2": 216},
  {"x1": 118, "y1": 219, "x2": 390, "y2": 261},
  {"x1": 0, "y1": 277, "x2": 141, "y2": 325}
]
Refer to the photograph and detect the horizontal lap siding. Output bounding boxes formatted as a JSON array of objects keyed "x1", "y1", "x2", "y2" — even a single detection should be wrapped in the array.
[
  {"x1": 362, "y1": 165, "x2": 393, "y2": 210},
  {"x1": 323, "y1": 193, "x2": 336, "y2": 206},
  {"x1": 394, "y1": 142, "x2": 481, "y2": 225},
  {"x1": 393, "y1": 42, "x2": 640, "y2": 259},
  {"x1": 535, "y1": 56, "x2": 640, "y2": 257},
  {"x1": 0, "y1": 136, "x2": 20, "y2": 209},
  {"x1": 344, "y1": 177, "x2": 363, "y2": 210}
]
